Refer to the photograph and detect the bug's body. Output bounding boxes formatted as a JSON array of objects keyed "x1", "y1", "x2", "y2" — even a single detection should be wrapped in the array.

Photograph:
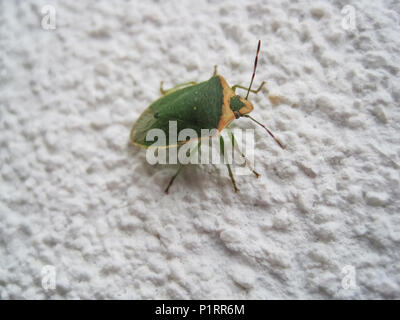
[
  {"x1": 130, "y1": 41, "x2": 284, "y2": 193},
  {"x1": 130, "y1": 75, "x2": 253, "y2": 148}
]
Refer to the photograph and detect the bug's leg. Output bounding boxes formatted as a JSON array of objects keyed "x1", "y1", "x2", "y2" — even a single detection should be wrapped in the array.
[
  {"x1": 228, "y1": 129, "x2": 260, "y2": 178},
  {"x1": 220, "y1": 136, "x2": 240, "y2": 193},
  {"x1": 213, "y1": 65, "x2": 218, "y2": 76},
  {"x1": 160, "y1": 81, "x2": 197, "y2": 96},
  {"x1": 226, "y1": 162, "x2": 239, "y2": 193},
  {"x1": 160, "y1": 81, "x2": 165, "y2": 95},
  {"x1": 165, "y1": 164, "x2": 184, "y2": 194},
  {"x1": 164, "y1": 141, "x2": 201, "y2": 194},
  {"x1": 232, "y1": 81, "x2": 267, "y2": 94}
]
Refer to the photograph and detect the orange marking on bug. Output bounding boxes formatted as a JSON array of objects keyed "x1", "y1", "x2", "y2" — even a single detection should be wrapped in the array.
[
  {"x1": 217, "y1": 75, "x2": 236, "y2": 132},
  {"x1": 238, "y1": 97, "x2": 254, "y2": 115}
]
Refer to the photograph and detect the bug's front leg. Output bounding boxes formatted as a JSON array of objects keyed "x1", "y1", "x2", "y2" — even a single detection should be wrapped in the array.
[{"x1": 232, "y1": 81, "x2": 267, "y2": 94}]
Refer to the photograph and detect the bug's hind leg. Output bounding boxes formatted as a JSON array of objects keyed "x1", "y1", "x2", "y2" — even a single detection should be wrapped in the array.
[
  {"x1": 232, "y1": 81, "x2": 267, "y2": 94},
  {"x1": 219, "y1": 136, "x2": 240, "y2": 192},
  {"x1": 164, "y1": 164, "x2": 184, "y2": 194},
  {"x1": 226, "y1": 162, "x2": 240, "y2": 193},
  {"x1": 160, "y1": 81, "x2": 197, "y2": 96},
  {"x1": 228, "y1": 130, "x2": 260, "y2": 178},
  {"x1": 164, "y1": 142, "x2": 201, "y2": 194}
]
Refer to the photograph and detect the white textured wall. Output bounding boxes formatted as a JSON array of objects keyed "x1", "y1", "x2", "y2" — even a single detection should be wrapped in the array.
[{"x1": 0, "y1": 0, "x2": 399, "y2": 299}]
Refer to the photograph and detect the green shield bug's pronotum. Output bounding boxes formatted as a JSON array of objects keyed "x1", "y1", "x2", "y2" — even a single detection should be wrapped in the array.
[{"x1": 130, "y1": 40, "x2": 284, "y2": 194}]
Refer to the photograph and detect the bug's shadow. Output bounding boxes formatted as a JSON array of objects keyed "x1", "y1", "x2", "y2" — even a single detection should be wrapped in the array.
[{"x1": 125, "y1": 141, "x2": 158, "y2": 177}]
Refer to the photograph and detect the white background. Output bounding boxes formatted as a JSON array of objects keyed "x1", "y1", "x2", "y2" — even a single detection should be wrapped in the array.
[{"x1": 0, "y1": 0, "x2": 399, "y2": 299}]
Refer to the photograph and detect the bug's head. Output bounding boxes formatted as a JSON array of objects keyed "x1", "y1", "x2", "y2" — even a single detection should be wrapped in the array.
[
  {"x1": 230, "y1": 95, "x2": 253, "y2": 119},
  {"x1": 231, "y1": 40, "x2": 285, "y2": 149},
  {"x1": 230, "y1": 39, "x2": 261, "y2": 120}
]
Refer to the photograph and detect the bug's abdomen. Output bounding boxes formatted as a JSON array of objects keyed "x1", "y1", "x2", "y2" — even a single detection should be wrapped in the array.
[
  {"x1": 131, "y1": 76, "x2": 224, "y2": 147},
  {"x1": 152, "y1": 76, "x2": 224, "y2": 133}
]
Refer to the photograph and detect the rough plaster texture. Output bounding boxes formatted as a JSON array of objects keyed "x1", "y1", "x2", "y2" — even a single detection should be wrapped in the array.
[{"x1": 0, "y1": 0, "x2": 399, "y2": 299}]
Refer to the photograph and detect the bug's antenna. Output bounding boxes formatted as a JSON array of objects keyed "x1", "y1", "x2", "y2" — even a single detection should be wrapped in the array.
[
  {"x1": 243, "y1": 114, "x2": 285, "y2": 149},
  {"x1": 242, "y1": 41, "x2": 284, "y2": 149},
  {"x1": 245, "y1": 40, "x2": 261, "y2": 100}
]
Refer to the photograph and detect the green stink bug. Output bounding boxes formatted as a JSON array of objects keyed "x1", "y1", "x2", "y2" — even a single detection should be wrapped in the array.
[{"x1": 130, "y1": 40, "x2": 284, "y2": 193}]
